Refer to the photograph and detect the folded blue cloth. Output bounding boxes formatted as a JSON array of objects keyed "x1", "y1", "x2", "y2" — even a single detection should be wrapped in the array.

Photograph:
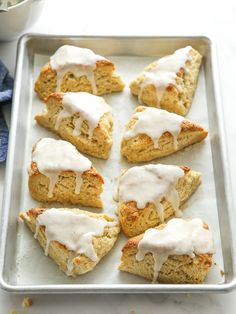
[{"x1": 0, "y1": 60, "x2": 14, "y2": 162}]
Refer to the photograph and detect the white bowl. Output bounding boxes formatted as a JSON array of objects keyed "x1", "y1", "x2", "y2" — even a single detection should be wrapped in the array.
[{"x1": 0, "y1": 0, "x2": 45, "y2": 41}]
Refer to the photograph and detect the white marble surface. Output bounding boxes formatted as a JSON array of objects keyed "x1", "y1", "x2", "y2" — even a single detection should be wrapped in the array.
[{"x1": 1, "y1": 0, "x2": 236, "y2": 312}]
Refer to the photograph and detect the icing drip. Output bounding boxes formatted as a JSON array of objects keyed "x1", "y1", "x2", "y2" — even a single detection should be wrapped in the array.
[
  {"x1": 55, "y1": 92, "x2": 110, "y2": 139},
  {"x1": 46, "y1": 172, "x2": 59, "y2": 198},
  {"x1": 66, "y1": 254, "x2": 76, "y2": 276},
  {"x1": 50, "y1": 45, "x2": 106, "y2": 94},
  {"x1": 75, "y1": 175, "x2": 83, "y2": 194},
  {"x1": 32, "y1": 138, "x2": 92, "y2": 198},
  {"x1": 139, "y1": 46, "x2": 192, "y2": 104},
  {"x1": 34, "y1": 208, "x2": 117, "y2": 274},
  {"x1": 136, "y1": 218, "x2": 214, "y2": 282},
  {"x1": 124, "y1": 107, "x2": 184, "y2": 149},
  {"x1": 116, "y1": 164, "x2": 184, "y2": 221}
]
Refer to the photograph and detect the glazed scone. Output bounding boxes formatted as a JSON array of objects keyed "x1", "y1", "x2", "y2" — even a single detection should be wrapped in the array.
[
  {"x1": 35, "y1": 92, "x2": 113, "y2": 159},
  {"x1": 119, "y1": 218, "x2": 214, "y2": 283},
  {"x1": 116, "y1": 164, "x2": 201, "y2": 237},
  {"x1": 20, "y1": 207, "x2": 120, "y2": 277},
  {"x1": 35, "y1": 45, "x2": 125, "y2": 100},
  {"x1": 29, "y1": 138, "x2": 104, "y2": 208},
  {"x1": 130, "y1": 46, "x2": 202, "y2": 116},
  {"x1": 121, "y1": 106, "x2": 208, "y2": 162}
]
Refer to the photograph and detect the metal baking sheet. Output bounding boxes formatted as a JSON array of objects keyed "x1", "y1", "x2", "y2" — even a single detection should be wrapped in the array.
[{"x1": 0, "y1": 35, "x2": 235, "y2": 293}]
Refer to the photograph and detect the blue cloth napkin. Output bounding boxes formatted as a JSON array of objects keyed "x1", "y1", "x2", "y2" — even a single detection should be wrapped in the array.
[{"x1": 0, "y1": 60, "x2": 14, "y2": 162}]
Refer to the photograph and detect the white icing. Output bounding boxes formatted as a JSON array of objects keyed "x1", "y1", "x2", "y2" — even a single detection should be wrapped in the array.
[
  {"x1": 136, "y1": 218, "x2": 214, "y2": 282},
  {"x1": 34, "y1": 208, "x2": 116, "y2": 274},
  {"x1": 124, "y1": 107, "x2": 184, "y2": 149},
  {"x1": 139, "y1": 46, "x2": 192, "y2": 104},
  {"x1": 66, "y1": 254, "x2": 75, "y2": 276},
  {"x1": 55, "y1": 92, "x2": 110, "y2": 139},
  {"x1": 50, "y1": 45, "x2": 105, "y2": 94},
  {"x1": 32, "y1": 138, "x2": 92, "y2": 198},
  {"x1": 116, "y1": 164, "x2": 184, "y2": 221}
]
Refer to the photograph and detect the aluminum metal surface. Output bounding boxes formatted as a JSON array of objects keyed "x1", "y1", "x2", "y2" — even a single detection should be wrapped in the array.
[{"x1": 0, "y1": 35, "x2": 235, "y2": 293}]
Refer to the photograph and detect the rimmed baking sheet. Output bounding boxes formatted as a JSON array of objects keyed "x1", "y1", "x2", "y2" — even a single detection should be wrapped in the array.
[{"x1": 0, "y1": 35, "x2": 235, "y2": 293}]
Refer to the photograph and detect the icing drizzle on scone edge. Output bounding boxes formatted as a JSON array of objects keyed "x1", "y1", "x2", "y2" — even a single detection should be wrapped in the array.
[
  {"x1": 55, "y1": 92, "x2": 111, "y2": 139},
  {"x1": 34, "y1": 208, "x2": 116, "y2": 275},
  {"x1": 116, "y1": 164, "x2": 185, "y2": 221},
  {"x1": 136, "y1": 218, "x2": 214, "y2": 282},
  {"x1": 50, "y1": 45, "x2": 106, "y2": 94},
  {"x1": 124, "y1": 107, "x2": 184, "y2": 149},
  {"x1": 32, "y1": 138, "x2": 92, "y2": 197},
  {"x1": 139, "y1": 46, "x2": 192, "y2": 104}
]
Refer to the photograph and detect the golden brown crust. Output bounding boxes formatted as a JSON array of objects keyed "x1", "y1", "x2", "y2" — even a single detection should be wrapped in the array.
[
  {"x1": 28, "y1": 162, "x2": 104, "y2": 208},
  {"x1": 130, "y1": 48, "x2": 202, "y2": 116},
  {"x1": 45, "y1": 91, "x2": 64, "y2": 103},
  {"x1": 40, "y1": 62, "x2": 54, "y2": 76},
  {"x1": 180, "y1": 165, "x2": 190, "y2": 173},
  {"x1": 96, "y1": 59, "x2": 115, "y2": 68},
  {"x1": 35, "y1": 93, "x2": 113, "y2": 159},
  {"x1": 34, "y1": 57, "x2": 124, "y2": 100},
  {"x1": 25, "y1": 207, "x2": 46, "y2": 218},
  {"x1": 121, "y1": 106, "x2": 208, "y2": 163},
  {"x1": 119, "y1": 221, "x2": 213, "y2": 284},
  {"x1": 181, "y1": 119, "x2": 205, "y2": 132},
  {"x1": 29, "y1": 137, "x2": 105, "y2": 207},
  {"x1": 30, "y1": 162, "x2": 104, "y2": 184},
  {"x1": 118, "y1": 169, "x2": 202, "y2": 237},
  {"x1": 20, "y1": 207, "x2": 120, "y2": 277},
  {"x1": 34, "y1": 63, "x2": 56, "y2": 101}
]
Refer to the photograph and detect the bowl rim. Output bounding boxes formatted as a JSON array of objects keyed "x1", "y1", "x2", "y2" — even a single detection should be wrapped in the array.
[{"x1": 1, "y1": 0, "x2": 32, "y2": 11}]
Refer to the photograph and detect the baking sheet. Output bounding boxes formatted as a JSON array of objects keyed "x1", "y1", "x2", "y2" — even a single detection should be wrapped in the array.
[
  {"x1": 16, "y1": 54, "x2": 224, "y2": 285},
  {"x1": 1, "y1": 36, "x2": 235, "y2": 292}
]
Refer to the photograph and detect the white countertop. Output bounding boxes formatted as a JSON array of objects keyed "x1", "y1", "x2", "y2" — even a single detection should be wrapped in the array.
[{"x1": 1, "y1": 0, "x2": 236, "y2": 312}]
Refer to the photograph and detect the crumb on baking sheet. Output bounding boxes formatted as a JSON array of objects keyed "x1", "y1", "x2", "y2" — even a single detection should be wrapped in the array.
[
  {"x1": 180, "y1": 203, "x2": 188, "y2": 211},
  {"x1": 220, "y1": 270, "x2": 225, "y2": 277},
  {"x1": 10, "y1": 310, "x2": 17, "y2": 314},
  {"x1": 22, "y1": 297, "x2": 33, "y2": 308}
]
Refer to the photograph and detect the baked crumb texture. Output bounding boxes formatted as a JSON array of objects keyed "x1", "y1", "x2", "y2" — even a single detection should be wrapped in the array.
[
  {"x1": 119, "y1": 228, "x2": 213, "y2": 284},
  {"x1": 130, "y1": 48, "x2": 202, "y2": 116},
  {"x1": 35, "y1": 92, "x2": 113, "y2": 159},
  {"x1": 35, "y1": 60, "x2": 125, "y2": 100},
  {"x1": 21, "y1": 297, "x2": 33, "y2": 308},
  {"x1": 19, "y1": 208, "x2": 120, "y2": 277},
  {"x1": 121, "y1": 106, "x2": 208, "y2": 163},
  {"x1": 118, "y1": 167, "x2": 201, "y2": 237},
  {"x1": 29, "y1": 162, "x2": 104, "y2": 208}
]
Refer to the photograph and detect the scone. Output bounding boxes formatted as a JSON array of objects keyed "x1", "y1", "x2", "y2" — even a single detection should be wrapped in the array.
[
  {"x1": 35, "y1": 92, "x2": 113, "y2": 159},
  {"x1": 119, "y1": 218, "x2": 214, "y2": 283},
  {"x1": 121, "y1": 106, "x2": 208, "y2": 162},
  {"x1": 116, "y1": 164, "x2": 201, "y2": 237},
  {"x1": 130, "y1": 46, "x2": 202, "y2": 116},
  {"x1": 20, "y1": 207, "x2": 120, "y2": 277},
  {"x1": 29, "y1": 138, "x2": 104, "y2": 208},
  {"x1": 35, "y1": 45, "x2": 125, "y2": 100}
]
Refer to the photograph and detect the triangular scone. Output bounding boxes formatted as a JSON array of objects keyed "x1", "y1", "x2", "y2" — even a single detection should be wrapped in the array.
[
  {"x1": 29, "y1": 138, "x2": 104, "y2": 208},
  {"x1": 20, "y1": 207, "x2": 120, "y2": 277},
  {"x1": 35, "y1": 92, "x2": 113, "y2": 159},
  {"x1": 130, "y1": 46, "x2": 202, "y2": 116},
  {"x1": 116, "y1": 164, "x2": 201, "y2": 237},
  {"x1": 121, "y1": 106, "x2": 208, "y2": 162},
  {"x1": 119, "y1": 218, "x2": 213, "y2": 284},
  {"x1": 34, "y1": 45, "x2": 125, "y2": 100}
]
